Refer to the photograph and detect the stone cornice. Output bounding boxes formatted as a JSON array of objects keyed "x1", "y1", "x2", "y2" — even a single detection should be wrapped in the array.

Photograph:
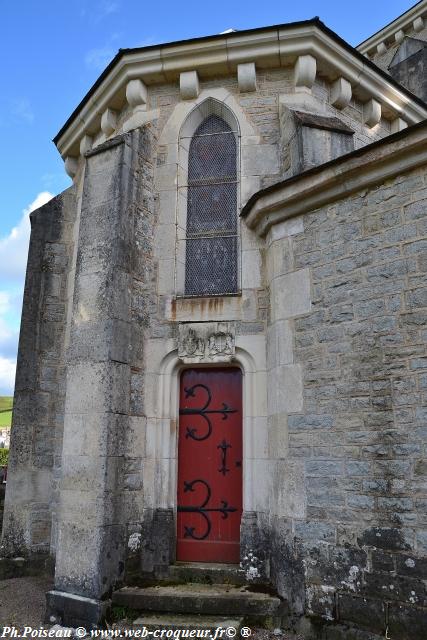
[
  {"x1": 358, "y1": 0, "x2": 427, "y2": 56},
  {"x1": 54, "y1": 20, "x2": 427, "y2": 160},
  {"x1": 242, "y1": 120, "x2": 427, "y2": 237}
]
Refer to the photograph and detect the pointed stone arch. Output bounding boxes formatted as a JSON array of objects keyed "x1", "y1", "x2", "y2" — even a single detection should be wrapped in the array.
[{"x1": 154, "y1": 89, "x2": 259, "y2": 297}]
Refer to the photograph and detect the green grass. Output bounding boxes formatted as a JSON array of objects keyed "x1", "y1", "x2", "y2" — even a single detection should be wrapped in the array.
[
  {"x1": 0, "y1": 396, "x2": 13, "y2": 428},
  {"x1": 0, "y1": 411, "x2": 12, "y2": 428},
  {"x1": 0, "y1": 448, "x2": 8, "y2": 466},
  {"x1": 0, "y1": 397, "x2": 13, "y2": 411}
]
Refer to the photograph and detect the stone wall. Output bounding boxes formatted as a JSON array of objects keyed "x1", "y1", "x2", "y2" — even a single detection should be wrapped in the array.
[
  {"x1": 1, "y1": 189, "x2": 76, "y2": 557},
  {"x1": 265, "y1": 161, "x2": 427, "y2": 638}
]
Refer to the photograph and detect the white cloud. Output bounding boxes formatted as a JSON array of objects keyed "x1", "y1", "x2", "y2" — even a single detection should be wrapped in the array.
[
  {"x1": 0, "y1": 292, "x2": 19, "y2": 394},
  {"x1": 0, "y1": 191, "x2": 54, "y2": 283},
  {"x1": 0, "y1": 292, "x2": 20, "y2": 360},
  {"x1": 0, "y1": 356, "x2": 15, "y2": 396},
  {"x1": 0, "y1": 191, "x2": 54, "y2": 394}
]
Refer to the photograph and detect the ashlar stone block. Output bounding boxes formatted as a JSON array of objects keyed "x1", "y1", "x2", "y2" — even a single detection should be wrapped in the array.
[
  {"x1": 79, "y1": 134, "x2": 93, "y2": 155},
  {"x1": 242, "y1": 144, "x2": 279, "y2": 176},
  {"x1": 391, "y1": 117, "x2": 408, "y2": 133},
  {"x1": 238, "y1": 62, "x2": 257, "y2": 92},
  {"x1": 272, "y1": 268, "x2": 311, "y2": 320},
  {"x1": 126, "y1": 79, "x2": 147, "y2": 111},
  {"x1": 179, "y1": 70, "x2": 200, "y2": 100},
  {"x1": 364, "y1": 98, "x2": 381, "y2": 128},
  {"x1": 64, "y1": 157, "x2": 78, "y2": 179},
  {"x1": 330, "y1": 77, "x2": 352, "y2": 110},
  {"x1": 268, "y1": 363, "x2": 303, "y2": 414},
  {"x1": 395, "y1": 29, "x2": 405, "y2": 44},
  {"x1": 413, "y1": 17, "x2": 424, "y2": 32},
  {"x1": 294, "y1": 54, "x2": 316, "y2": 91},
  {"x1": 100, "y1": 108, "x2": 118, "y2": 136}
]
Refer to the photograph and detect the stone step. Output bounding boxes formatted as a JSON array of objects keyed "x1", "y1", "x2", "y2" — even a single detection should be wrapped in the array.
[
  {"x1": 131, "y1": 613, "x2": 243, "y2": 632},
  {"x1": 113, "y1": 583, "x2": 283, "y2": 618},
  {"x1": 167, "y1": 562, "x2": 247, "y2": 586}
]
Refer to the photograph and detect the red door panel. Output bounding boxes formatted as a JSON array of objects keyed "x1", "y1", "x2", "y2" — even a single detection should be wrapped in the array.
[{"x1": 177, "y1": 368, "x2": 242, "y2": 563}]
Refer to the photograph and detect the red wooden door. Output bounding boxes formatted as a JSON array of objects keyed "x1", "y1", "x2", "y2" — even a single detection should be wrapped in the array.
[{"x1": 177, "y1": 368, "x2": 242, "y2": 563}]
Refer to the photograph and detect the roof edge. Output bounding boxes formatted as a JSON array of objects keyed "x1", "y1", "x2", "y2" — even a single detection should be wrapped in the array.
[
  {"x1": 53, "y1": 18, "x2": 320, "y2": 145},
  {"x1": 357, "y1": 0, "x2": 427, "y2": 53},
  {"x1": 242, "y1": 118, "x2": 427, "y2": 237},
  {"x1": 53, "y1": 17, "x2": 427, "y2": 153}
]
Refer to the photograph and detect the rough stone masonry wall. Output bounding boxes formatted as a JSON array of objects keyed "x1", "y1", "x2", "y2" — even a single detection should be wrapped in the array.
[
  {"x1": 1, "y1": 190, "x2": 76, "y2": 557},
  {"x1": 270, "y1": 163, "x2": 427, "y2": 638}
]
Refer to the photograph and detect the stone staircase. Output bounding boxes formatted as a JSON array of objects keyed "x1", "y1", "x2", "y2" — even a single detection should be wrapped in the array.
[{"x1": 112, "y1": 563, "x2": 285, "y2": 631}]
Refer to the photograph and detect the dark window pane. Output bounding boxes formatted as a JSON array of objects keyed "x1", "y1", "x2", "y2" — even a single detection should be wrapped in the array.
[
  {"x1": 185, "y1": 236, "x2": 238, "y2": 296},
  {"x1": 187, "y1": 183, "x2": 237, "y2": 236},
  {"x1": 185, "y1": 114, "x2": 238, "y2": 296},
  {"x1": 188, "y1": 116, "x2": 237, "y2": 184}
]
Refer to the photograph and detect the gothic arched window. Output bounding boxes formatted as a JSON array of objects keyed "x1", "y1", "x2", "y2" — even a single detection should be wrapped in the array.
[{"x1": 184, "y1": 114, "x2": 238, "y2": 296}]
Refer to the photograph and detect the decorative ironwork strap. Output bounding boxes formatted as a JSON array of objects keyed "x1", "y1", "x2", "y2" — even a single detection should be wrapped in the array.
[
  {"x1": 178, "y1": 478, "x2": 237, "y2": 540},
  {"x1": 217, "y1": 439, "x2": 231, "y2": 475},
  {"x1": 179, "y1": 383, "x2": 237, "y2": 441}
]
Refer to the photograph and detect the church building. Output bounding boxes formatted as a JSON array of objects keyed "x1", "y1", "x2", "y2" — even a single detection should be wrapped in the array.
[{"x1": 2, "y1": 1, "x2": 427, "y2": 638}]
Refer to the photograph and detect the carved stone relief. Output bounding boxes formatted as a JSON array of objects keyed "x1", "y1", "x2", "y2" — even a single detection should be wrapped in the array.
[{"x1": 178, "y1": 322, "x2": 236, "y2": 363}]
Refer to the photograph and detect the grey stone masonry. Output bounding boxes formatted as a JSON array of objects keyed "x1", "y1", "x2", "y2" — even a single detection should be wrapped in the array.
[
  {"x1": 266, "y1": 164, "x2": 427, "y2": 638},
  {"x1": 1, "y1": 189, "x2": 76, "y2": 557},
  {"x1": 48, "y1": 125, "x2": 157, "y2": 626}
]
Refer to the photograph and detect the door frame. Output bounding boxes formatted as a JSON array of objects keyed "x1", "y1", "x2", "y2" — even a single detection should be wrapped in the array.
[
  {"x1": 176, "y1": 365, "x2": 243, "y2": 562},
  {"x1": 150, "y1": 342, "x2": 266, "y2": 565}
]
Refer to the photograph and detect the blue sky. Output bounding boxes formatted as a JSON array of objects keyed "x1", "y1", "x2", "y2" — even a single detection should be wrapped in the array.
[{"x1": 0, "y1": 0, "x2": 415, "y2": 394}]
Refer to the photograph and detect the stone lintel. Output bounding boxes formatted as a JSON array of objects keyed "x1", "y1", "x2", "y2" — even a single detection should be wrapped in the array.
[
  {"x1": 84, "y1": 133, "x2": 126, "y2": 157},
  {"x1": 178, "y1": 321, "x2": 236, "y2": 363},
  {"x1": 293, "y1": 110, "x2": 354, "y2": 135}
]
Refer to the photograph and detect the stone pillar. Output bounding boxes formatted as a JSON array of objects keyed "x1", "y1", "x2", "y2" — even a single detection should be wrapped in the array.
[
  {"x1": 46, "y1": 129, "x2": 153, "y2": 627},
  {"x1": 265, "y1": 217, "x2": 310, "y2": 608}
]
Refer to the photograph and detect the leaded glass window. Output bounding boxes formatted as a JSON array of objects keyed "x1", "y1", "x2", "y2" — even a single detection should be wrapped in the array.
[{"x1": 184, "y1": 114, "x2": 238, "y2": 296}]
